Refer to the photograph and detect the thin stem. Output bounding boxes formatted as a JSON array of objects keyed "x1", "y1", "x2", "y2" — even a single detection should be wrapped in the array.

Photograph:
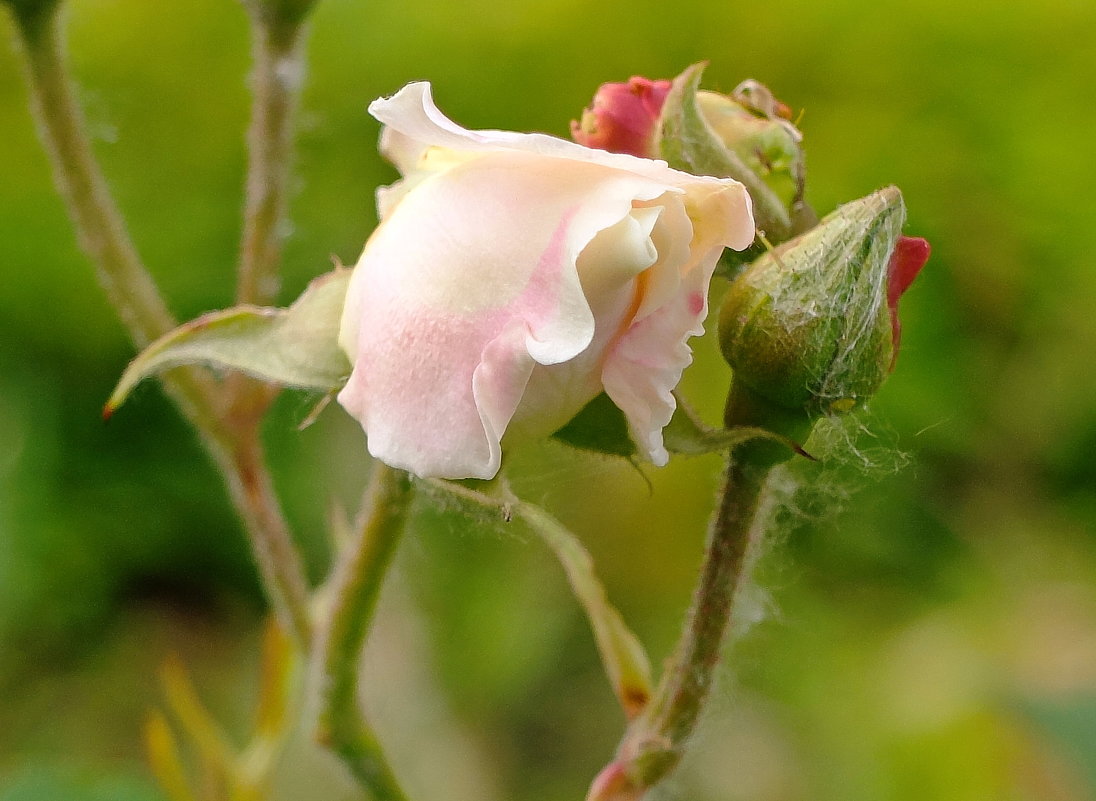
[
  {"x1": 317, "y1": 462, "x2": 413, "y2": 801},
  {"x1": 12, "y1": 3, "x2": 179, "y2": 347},
  {"x1": 588, "y1": 451, "x2": 772, "y2": 800},
  {"x1": 641, "y1": 456, "x2": 766, "y2": 744},
  {"x1": 237, "y1": 6, "x2": 309, "y2": 306},
  {"x1": 10, "y1": 1, "x2": 222, "y2": 436},
  {"x1": 222, "y1": 430, "x2": 315, "y2": 649},
  {"x1": 10, "y1": 2, "x2": 314, "y2": 649}
]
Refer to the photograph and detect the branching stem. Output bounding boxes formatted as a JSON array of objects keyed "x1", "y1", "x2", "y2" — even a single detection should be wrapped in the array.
[
  {"x1": 9, "y1": 1, "x2": 314, "y2": 650},
  {"x1": 317, "y1": 462, "x2": 413, "y2": 801}
]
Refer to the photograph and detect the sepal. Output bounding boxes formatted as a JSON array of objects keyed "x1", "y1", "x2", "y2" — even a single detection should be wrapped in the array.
[
  {"x1": 552, "y1": 392, "x2": 810, "y2": 460},
  {"x1": 657, "y1": 63, "x2": 793, "y2": 242},
  {"x1": 105, "y1": 268, "x2": 351, "y2": 417}
]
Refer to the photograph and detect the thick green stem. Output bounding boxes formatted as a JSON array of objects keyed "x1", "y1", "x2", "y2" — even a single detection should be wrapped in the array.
[
  {"x1": 10, "y1": 2, "x2": 314, "y2": 650},
  {"x1": 641, "y1": 456, "x2": 766, "y2": 749},
  {"x1": 317, "y1": 463, "x2": 413, "y2": 801},
  {"x1": 236, "y1": 6, "x2": 309, "y2": 306}
]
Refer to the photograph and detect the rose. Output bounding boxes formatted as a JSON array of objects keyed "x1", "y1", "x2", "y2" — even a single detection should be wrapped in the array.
[{"x1": 337, "y1": 82, "x2": 754, "y2": 480}]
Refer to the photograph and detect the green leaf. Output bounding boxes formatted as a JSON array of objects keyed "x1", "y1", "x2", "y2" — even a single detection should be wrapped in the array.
[
  {"x1": 552, "y1": 392, "x2": 636, "y2": 457},
  {"x1": 106, "y1": 268, "x2": 351, "y2": 416},
  {"x1": 658, "y1": 62, "x2": 791, "y2": 242}
]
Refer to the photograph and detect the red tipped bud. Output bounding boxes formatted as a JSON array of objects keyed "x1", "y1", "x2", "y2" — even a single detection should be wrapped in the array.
[
  {"x1": 719, "y1": 186, "x2": 928, "y2": 418},
  {"x1": 571, "y1": 77, "x2": 672, "y2": 159}
]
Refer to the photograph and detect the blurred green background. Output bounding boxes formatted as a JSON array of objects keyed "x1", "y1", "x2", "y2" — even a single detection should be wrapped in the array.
[{"x1": 3, "y1": 0, "x2": 1096, "y2": 799}]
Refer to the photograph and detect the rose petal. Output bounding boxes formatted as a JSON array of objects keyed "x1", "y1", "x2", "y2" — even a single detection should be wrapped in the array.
[
  {"x1": 338, "y1": 150, "x2": 692, "y2": 479},
  {"x1": 506, "y1": 205, "x2": 664, "y2": 442},
  {"x1": 602, "y1": 241, "x2": 724, "y2": 465},
  {"x1": 342, "y1": 82, "x2": 756, "y2": 477},
  {"x1": 370, "y1": 82, "x2": 750, "y2": 198}
]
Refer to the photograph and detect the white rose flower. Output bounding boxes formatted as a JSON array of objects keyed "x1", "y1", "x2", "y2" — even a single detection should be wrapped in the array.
[{"x1": 338, "y1": 82, "x2": 754, "y2": 479}]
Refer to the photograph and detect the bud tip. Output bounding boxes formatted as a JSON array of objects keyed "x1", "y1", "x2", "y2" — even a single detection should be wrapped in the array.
[{"x1": 887, "y1": 235, "x2": 931, "y2": 365}]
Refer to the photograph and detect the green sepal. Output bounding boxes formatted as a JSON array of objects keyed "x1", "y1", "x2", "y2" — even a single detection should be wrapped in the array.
[
  {"x1": 419, "y1": 478, "x2": 654, "y2": 718},
  {"x1": 664, "y1": 393, "x2": 812, "y2": 459},
  {"x1": 657, "y1": 63, "x2": 792, "y2": 242},
  {"x1": 106, "y1": 268, "x2": 351, "y2": 416},
  {"x1": 552, "y1": 392, "x2": 636, "y2": 457},
  {"x1": 551, "y1": 391, "x2": 810, "y2": 460}
]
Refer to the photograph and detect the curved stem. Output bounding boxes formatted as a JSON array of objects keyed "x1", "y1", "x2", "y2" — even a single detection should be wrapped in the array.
[
  {"x1": 10, "y1": 1, "x2": 222, "y2": 437},
  {"x1": 10, "y1": 2, "x2": 314, "y2": 650},
  {"x1": 12, "y1": 3, "x2": 180, "y2": 347},
  {"x1": 317, "y1": 462, "x2": 413, "y2": 801},
  {"x1": 237, "y1": 6, "x2": 309, "y2": 306}
]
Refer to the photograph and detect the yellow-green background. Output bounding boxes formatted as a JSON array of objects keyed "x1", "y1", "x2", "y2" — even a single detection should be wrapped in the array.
[{"x1": 2, "y1": 0, "x2": 1096, "y2": 798}]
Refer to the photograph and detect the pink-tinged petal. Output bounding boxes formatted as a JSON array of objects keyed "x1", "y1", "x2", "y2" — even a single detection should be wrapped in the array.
[
  {"x1": 684, "y1": 178, "x2": 756, "y2": 254},
  {"x1": 597, "y1": 180, "x2": 751, "y2": 462},
  {"x1": 369, "y1": 82, "x2": 749, "y2": 198},
  {"x1": 338, "y1": 150, "x2": 686, "y2": 479},
  {"x1": 506, "y1": 206, "x2": 663, "y2": 442},
  {"x1": 471, "y1": 322, "x2": 538, "y2": 477},
  {"x1": 886, "y1": 235, "x2": 931, "y2": 367},
  {"x1": 343, "y1": 82, "x2": 758, "y2": 476},
  {"x1": 632, "y1": 195, "x2": 692, "y2": 321},
  {"x1": 602, "y1": 242, "x2": 724, "y2": 465}
]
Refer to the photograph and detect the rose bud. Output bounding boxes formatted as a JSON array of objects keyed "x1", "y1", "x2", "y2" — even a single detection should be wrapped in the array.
[
  {"x1": 576, "y1": 67, "x2": 807, "y2": 245},
  {"x1": 695, "y1": 79, "x2": 805, "y2": 213},
  {"x1": 718, "y1": 185, "x2": 929, "y2": 421},
  {"x1": 337, "y1": 82, "x2": 755, "y2": 480},
  {"x1": 570, "y1": 77, "x2": 672, "y2": 159}
]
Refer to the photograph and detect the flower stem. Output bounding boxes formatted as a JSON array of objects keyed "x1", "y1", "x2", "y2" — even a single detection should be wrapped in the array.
[
  {"x1": 11, "y1": 2, "x2": 181, "y2": 349},
  {"x1": 222, "y1": 430, "x2": 315, "y2": 649},
  {"x1": 317, "y1": 462, "x2": 413, "y2": 801},
  {"x1": 10, "y1": 1, "x2": 314, "y2": 650},
  {"x1": 625, "y1": 456, "x2": 768, "y2": 792},
  {"x1": 589, "y1": 393, "x2": 791, "y2": 800},
  {"x1": 237, "y1": 3, "x2": 311, "y2": 306},
  {"x1": 9, "y1": 1, "x2": 228, "y2": 460}
]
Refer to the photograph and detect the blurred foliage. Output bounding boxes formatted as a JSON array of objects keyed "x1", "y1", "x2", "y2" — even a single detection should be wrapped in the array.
[{"x1": 2, "y1": 0, "x2": 1096, "y2": 799}]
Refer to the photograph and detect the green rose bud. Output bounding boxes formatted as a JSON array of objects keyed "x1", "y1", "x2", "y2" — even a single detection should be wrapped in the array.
[
  {"x1": 719, "y1": 186, "x2": 929, "y2": 420},
  {"x1": 696, "y1": 80, "x2": 805, "y2": 212}
]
